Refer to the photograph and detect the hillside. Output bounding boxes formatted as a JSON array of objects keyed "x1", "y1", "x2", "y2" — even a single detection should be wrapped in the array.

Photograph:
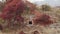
[{"x1": 0, "y1": 0, "x2": 60, "y2": 34}]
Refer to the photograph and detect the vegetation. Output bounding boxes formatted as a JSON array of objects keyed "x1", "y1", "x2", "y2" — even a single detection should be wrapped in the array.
[
  {"x1": 0, "y1": 0, "x2": 26, "y2": 32},
  {"x1": 0, "y1": 0, "x2": 60, "y2": 34},
  {"x1": 41, "y1": 4, "x2": 51, "y2": 11},
  {"x1": 0, "y1": 1, "x2": 6, "y2": 11}
]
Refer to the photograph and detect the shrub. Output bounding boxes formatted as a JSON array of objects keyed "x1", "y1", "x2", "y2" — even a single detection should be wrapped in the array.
[{"x1": 41, "y1": 4, "x2": 51, "y2": 11}]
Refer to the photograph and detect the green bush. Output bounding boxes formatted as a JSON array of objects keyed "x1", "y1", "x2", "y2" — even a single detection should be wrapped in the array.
[{"x1": 41, "y1": 4, "x2": 51, "y2": 11}]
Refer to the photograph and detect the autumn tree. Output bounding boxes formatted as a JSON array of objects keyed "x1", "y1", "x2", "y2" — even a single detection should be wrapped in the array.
[{"x1": 0, "y1": 0, "x2": 26, "y2": 29}]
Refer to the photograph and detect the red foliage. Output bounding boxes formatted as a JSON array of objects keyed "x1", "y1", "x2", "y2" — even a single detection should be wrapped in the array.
[
  {"x1": 31, "y1": 10, "x2": 53, "y2": 26},
  {"x1": 33, "y1": 13, "x2": 53, "y2": 26},
  {"x1": 0, "y1": 0, "x2": 25, "y2": 23}
]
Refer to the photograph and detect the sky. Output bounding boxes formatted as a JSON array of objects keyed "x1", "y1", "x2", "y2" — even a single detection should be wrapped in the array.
[
  {"x1": 0, "y1": 0, "x2": 60, "y2": 6},
  {"x1": 27, "y1": 0, "x2": 44, "y2": 2},
  {"x1": 27, "y1": 0, "x2": 59, "y2": 3},
  {"x1": 0, "y1": 0, "x2": 2, "y2": 1},
  {"x1": 27, "y1": 0, "x2": 60, "y2": 6}
]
